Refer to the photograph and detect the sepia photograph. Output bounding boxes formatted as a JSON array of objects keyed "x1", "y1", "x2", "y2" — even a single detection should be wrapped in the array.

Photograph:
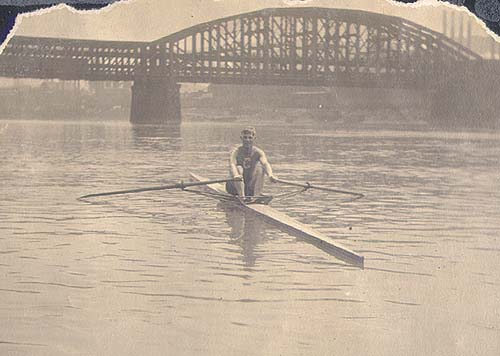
[{"x1": 1, "y1": 0, "x2": 499, "y2": 354}]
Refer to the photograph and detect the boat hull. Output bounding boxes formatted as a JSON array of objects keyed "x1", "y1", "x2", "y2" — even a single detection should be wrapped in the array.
[{"x1": 190, "y1": 173, "x2": 364, "y2": 267}]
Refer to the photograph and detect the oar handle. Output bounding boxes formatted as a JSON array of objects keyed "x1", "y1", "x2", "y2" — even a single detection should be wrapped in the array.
[
  {"x1": 79, "y1": 177, "x2": 237, "y2": 199},
  {"x1": 274, "y1": 178, "x2": 364, "y2": 198}
]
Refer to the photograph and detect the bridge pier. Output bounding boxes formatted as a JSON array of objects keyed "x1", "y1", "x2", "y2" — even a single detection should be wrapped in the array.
[{"x1": 130, "y1": 78, "x2": 181, "y2": 125}]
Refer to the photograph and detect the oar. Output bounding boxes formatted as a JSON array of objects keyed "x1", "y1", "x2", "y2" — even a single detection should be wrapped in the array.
[
  {"x1": 274, "y1": 178, "x2": 364, "y2": 198},
  {"x1": 79, "y1": 178, "x2": 237, "y2": 199}
]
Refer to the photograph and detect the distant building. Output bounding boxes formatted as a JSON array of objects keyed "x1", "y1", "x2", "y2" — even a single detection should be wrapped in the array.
[
  {"x1": 0, "y1": 79, "x2": 131, "y2": 119},
  {"x1": 204, "y1": 84, "x2": 339, "y2": 110},
  {"x1": 442, "y1": 9, "x2": 500, "y2": 59}
]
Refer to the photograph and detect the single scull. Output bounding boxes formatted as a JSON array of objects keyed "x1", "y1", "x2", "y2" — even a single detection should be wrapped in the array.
[
  {"x1": 79, "y1": 174, "x2": 365, "y2": 267},
  {"x1": 190, "y1": 173, "x2": 364, "y2": 267}
]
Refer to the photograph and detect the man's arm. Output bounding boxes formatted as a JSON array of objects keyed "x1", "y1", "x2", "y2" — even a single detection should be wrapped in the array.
[
  {"x1": 258, "y1": 150, "x2": 277, "y2": 183},
  {"x1": 229, "y1": 147, "x2": 241, "y2": 179}
]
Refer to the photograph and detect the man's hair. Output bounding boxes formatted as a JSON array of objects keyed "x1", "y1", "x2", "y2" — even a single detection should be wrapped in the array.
[{"x1": 241, "y1": 127, "x2": 256, "y2": 136}]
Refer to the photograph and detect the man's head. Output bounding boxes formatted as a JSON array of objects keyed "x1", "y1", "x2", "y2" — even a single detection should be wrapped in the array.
[{"x1": 240, "y1": 127, "x2": 256, "y2": 147}]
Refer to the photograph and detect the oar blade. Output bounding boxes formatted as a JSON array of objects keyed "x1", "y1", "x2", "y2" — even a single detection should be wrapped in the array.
[
  {"x1": 79, "y1": 183, "x2": 181, "y2": 199},
  {"x1": 79, "y1": 177, "x2": 236, "y2": 200}
]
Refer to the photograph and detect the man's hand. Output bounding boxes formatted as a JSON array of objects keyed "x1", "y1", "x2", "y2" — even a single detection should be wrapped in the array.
[
  {"x1": 269, "y1": 175, "x2": 278, "y2": 183},
  {"x1": 233, "y1": 175, "x2": 243, "y2": 182}
]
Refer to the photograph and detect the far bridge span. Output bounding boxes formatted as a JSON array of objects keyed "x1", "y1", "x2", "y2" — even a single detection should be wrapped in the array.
[{"x1": 0, "y1": 7, "x2": 495, "y2": 125}]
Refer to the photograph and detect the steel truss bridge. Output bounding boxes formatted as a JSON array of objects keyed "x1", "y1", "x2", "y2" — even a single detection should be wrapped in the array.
[{"x1": 0, "y1": 7, "x2": 490, "y2": 123}]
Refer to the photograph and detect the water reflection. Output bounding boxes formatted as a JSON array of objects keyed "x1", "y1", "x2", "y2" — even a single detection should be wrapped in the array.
[
  {"x1": 220, "y1": 203, "x2": 268, "y2": 267},
  {"x1": 131, "y1": 124, "x2": 181, "y2": 139},
  {"x1": 130, "y1": 124, "x2": 182, "y2": 153}
]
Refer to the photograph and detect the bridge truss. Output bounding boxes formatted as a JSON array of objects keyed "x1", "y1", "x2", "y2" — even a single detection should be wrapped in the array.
[
  {"x1": 0, "y1": 7, "x2": 480, "y2": 89},
  {"x1": 150, "y1": 8, "x2": 480, "y2": 88}
]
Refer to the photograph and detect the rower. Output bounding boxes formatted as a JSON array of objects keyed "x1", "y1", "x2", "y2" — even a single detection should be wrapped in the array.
[{"x1": 226, "y1": 127, "x2": 277, "y2": 201}]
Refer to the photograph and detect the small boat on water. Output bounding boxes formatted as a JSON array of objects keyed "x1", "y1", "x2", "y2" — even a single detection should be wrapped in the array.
[
  {"x1": 189, "y1": 173, "x2": 364, "y2": 267},
  {"x1": 80, "y1": 173, "x2": 365, "y2": 267}
]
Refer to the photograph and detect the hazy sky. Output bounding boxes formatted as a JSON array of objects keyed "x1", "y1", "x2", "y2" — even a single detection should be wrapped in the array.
[{"x1": 12, "y1": 0, "x2": 495, "y2": 41}]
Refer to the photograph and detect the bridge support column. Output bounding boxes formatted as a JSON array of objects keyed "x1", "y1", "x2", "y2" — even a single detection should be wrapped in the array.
[{"x1": 130, "y1": 78, "x2": 181, "y2": 124}]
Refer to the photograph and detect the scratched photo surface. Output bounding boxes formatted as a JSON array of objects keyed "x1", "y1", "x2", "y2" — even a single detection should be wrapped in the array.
[{"x1": 1, "y1": 1, "x2": 500, "y2": 355}]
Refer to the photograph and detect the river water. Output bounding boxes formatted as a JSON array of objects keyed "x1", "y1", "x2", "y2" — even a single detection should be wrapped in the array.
[{"x1": 1, "y1": 116, "x2": 500, "y2": 355}]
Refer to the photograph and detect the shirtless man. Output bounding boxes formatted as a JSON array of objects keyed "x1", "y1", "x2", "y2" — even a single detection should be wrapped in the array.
[{"x1": 226, "y1": 127, "x2": 277, "y2": 200}]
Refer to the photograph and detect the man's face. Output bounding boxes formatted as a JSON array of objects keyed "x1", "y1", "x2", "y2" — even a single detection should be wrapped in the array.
[{"x1": 241, "y1": 132, "x2": 255, "y2": 147}]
